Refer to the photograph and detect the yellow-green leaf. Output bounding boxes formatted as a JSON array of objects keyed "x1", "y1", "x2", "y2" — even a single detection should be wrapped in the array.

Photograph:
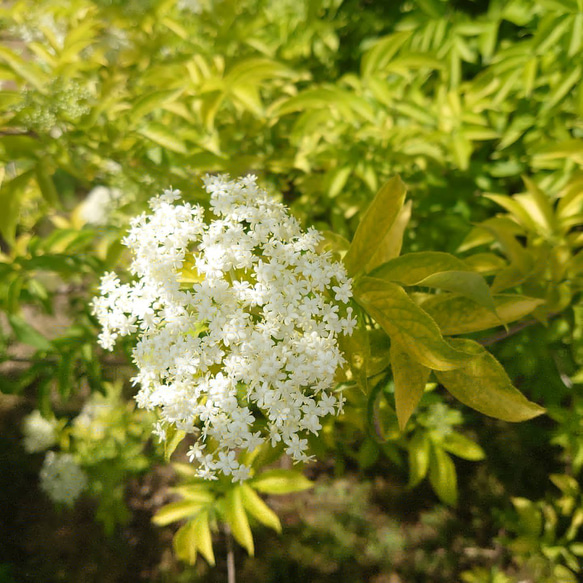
[
  {"x1": 436, "y1": 338, "x2": 545, "y2": 422},
  {"x1": 130, "y1": 89, "x2": 183, "y2": 122},
  {"x1": 0, "y1": 46, "x2": 48, "y2": 91},
  {"x1": 365, "y1": 200, "x2": 412, "y2": 270},
  {"x1": 391, "y1": 341, "x2": 430, "y2": 430},
  {"x1": 484, "y1": 193, "x2": 539, "y2": 232},
  {"x1": 429, "y1": 444, "x2": 457, "y2": 505},
  {"x1": 344, "y1": 176, "x2": 407, "y2": 277},
  {"x1": 408, "y1": 430, "x2": 430, "y2": 488},
  {"x1": 169, "y1": 484, "x2": 215, "y2": 502},
  {"x1": 164, "y1": 425, "x2": 186, "y2": 461},
  {"x1": 0, "y1": 169, "x2": 34, "y2": 245},
  {"x1": 224, "y1": 487, "x2": 254, "y2": 556},
  {"x1": 442, "y1": 432, "x2": 485, "y2": 461},
  {"x1": 240, "y1": 483, "x2": 282, "y2": 533},
  {"x1": 173, "y1": 521, "x2": 197, "y2": 565},
  {"x1": 416, "y1": 291, "x2": 544, "y2": 335},
  {"x1": 355, "y1": 277, "x2": 476, "y2": 371},
  {"x1": 250, "y1": 469, "x2": 313, "y2": 494},
  {"x1": 192, "y1": 511, "x2": 215, "y2": 566},
  {"x1": 137, "y1": 123, "x2": 187, "y2": 154},
  {"x1": 416, "y1": 271, "x2": 496, "y2": 313},
  {"x1": 371, "y1": 252, "x2": 469, "y2": 283},
  {"x1": 153, "y1": 498, "x2": 211, "y2": 526},
  {"x1": 462, "y1": 253, "x2": 506, "y2": 274}
]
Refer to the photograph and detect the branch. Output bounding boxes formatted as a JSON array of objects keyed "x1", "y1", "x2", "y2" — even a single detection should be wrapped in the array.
[{"x1": 478, "y1": 312, "x2": 559, "y2": 347}]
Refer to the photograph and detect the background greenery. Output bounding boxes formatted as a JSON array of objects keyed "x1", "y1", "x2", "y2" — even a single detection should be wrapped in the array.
[{"x1": 0, "y1": 0, "x2": 582, "y2": 581}]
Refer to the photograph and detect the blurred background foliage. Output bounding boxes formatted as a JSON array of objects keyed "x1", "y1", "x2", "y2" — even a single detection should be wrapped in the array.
[{"x1": 1, "y1": 0, "x2": 583, "y2": 581}]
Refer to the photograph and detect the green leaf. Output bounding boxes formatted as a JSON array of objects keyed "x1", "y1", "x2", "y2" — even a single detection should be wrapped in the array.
[
  {"x1": 373, "y1": 253, "x2": 496, "y2": 312},
  {"x1": 0, "y1": 169, "x2": 34, "y2": 245},
  {"x1": 130, "y1": 89, "x2": 183, "y2": 122},
  {"x1": 512, "y1": 497, "x2": 542, "y2": 536},
  {"x1": 355, "y1": 277, "x2": 476, "y2": 371},
  {"x1": 520, "y1": 176, "x2": 556, "y2": 234},
  {"x1": 153, "y1": 498, "x2": 212, "y2": 526},
  {"x1": 462, "y1": 253, "x2": 506, "y2": 275},
  {"x1": 422, "y1": 293, "x2": 544, "y2": 335},
  {"x1": 391, "y1": 341, "x2": 430, "y2": 430},
  {"x1": 137, "y1": 123, "x2": 188, "y2": 154},
  {"x1": 361, "y1": 31, "x2": 412, "y2": 77},
  {"x1": 224, "y1": 487, "x2": 254, "y2": 555},
  {"x1": 418, "y1": 271, "x2": 496, "y2": 313},
  {"x1": 436, "y1": 338, "x2": 545, "y2": 422},
  {"x1": 442, "y1": 432, "x2": 485, "y2": 461},
  {"x1": 429, "y1": 444, "x2": 458, "y2": 505},
  {"x1": 250, "y1": 469, "x2": 313, "y2": 494},
  {"x1": 541, "y1": 64, "x2": 582, "y2": 112},
  {"x1": 484, "y1": 193, "x2": 539, "y2": 233},
  {"x1": 0, "y1": 135, "x2": 39, "y2": 158},
  {"x1": 35, "y1": 162, "x2": 60, "y2": 207},
  {"x1": 224, "y1": 58, "x2": 295, "y2": 87},
  {"x1": 173, "y1": 521, "x2": 198, "y2": 565},
  {"x1": 8, "y1": 314, "x2": 53, "y2": 351},
  {"x1": 240, "y1": 483, "x2": 282, "y2": 533},
  {"x1": 372, "y1": 252, "x2": 469, "y2": 283},
  {"x1": 408, "y1": 430, "x2": 430, "y2": 488},
  {"x1": 535, "y1": 139, "x2": 583, "y2": 166},
  {"x1": 57, "y1": 350, "x2": 73, "y2": 399},
  {"x1": 343, "y1": 176, "x2": 407, "y2": 277}
]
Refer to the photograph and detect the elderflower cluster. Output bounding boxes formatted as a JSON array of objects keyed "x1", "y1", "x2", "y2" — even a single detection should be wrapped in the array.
[
  {"x1": 22, "y1": 410, "x2": 57, "y2": 453},
  {"x1": 92, "y1": 174, "x2": 356, "y2": 482},
  {"x1": 40, "y1": 452, "x2": 87, "y2": 506}
]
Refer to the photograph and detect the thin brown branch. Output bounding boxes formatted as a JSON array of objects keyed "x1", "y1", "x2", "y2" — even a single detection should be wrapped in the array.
[{"x1": 477, "y1": 312, "x2": 559, "y2": 347}]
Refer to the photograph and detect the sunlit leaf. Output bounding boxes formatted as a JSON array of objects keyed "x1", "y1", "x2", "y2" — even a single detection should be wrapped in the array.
[
  {"x1": 173, "y1": 521, "x2": 197, "y2": 565},
  {"x1": 391, "y1": 342, "x2": 430, "y2": 430},
  {"x1": 153, "y1": 498, "x2": 211, "y2": 526},
  {"x1": 355, "y1": 277, "x2": 476, "y2": 371},
  {"x1": 344, "y1": 177, "x2": 407, "y2": 276},
  {"x1": 436, "y1": 338, "x2": 545, "y2": 422},
  {"x1": 408, "y1": 430, "x2": 430, "y2": 488},
  {"x1": 442, "y1": 432, "x2": 485, "y2": 461},
  {"x1": 240, "y1": 483, "x2": 282, "y2": 533},
  {"x1": 192, "y1": 511, "x2": 215, "y2": 566},
  {"x1": 224, "y1": 487, "x2": 254, "y2": 555},
  {"x1": 429, "y1": 444, "x2": 457, "y2": 505},
  {"x1": 137, "y1": 123, "x2": 188, "y2": 154},
  {"x1": 250, "y1": 469, "x2": 313, "y2": 494},
  {"x1": 372, "y1": 252, "x2": 469, "y2": 283}
]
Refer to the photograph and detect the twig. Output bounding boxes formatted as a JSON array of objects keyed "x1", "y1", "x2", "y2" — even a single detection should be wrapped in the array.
[
  {"x1": 225, "y1": 525, "x2": 236, "y2": 583},
  {"x1": 477, "y1": 312, "x2": 559, "y2": 347}
]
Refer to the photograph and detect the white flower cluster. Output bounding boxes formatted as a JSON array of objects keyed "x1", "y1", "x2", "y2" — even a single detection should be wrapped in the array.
[
  {"x1": 92, "y1": 174, "x2": 356, "y2": 481},
  {"x1": 22, "y1": 410, "x2": 57, "y2": 453},
  {"x1": 40, "y1": 452, "x2": 87, "y2": 506}
]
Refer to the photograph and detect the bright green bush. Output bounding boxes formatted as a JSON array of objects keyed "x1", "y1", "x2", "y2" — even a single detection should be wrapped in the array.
[{"x1": 1, "y1": 0, "x2": 582, "y2": 581}]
